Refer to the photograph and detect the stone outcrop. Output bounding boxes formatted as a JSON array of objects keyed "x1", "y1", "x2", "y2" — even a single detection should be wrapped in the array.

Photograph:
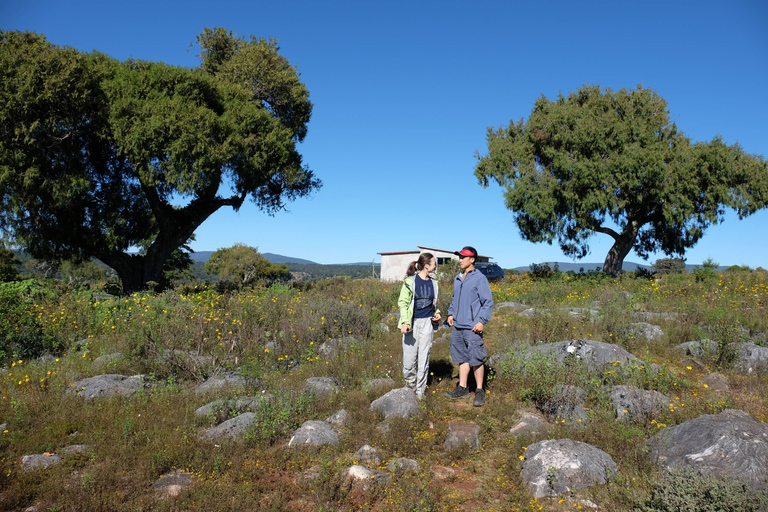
[
  {"x1": 68, "y1": 374, "x2": 147, "y2": 400},
  {"x1": 646, "y1": 409, "x2": 768, "y2": 490},
  {"x1": 370, "y1": 388, "x2": 420, "y2": 419},
  {"x1": 521, "y1": 439, "x2": 618, "y2": 498},
  {"x1": 288, "y1": 420, "x2": 339, "y2": 447}
]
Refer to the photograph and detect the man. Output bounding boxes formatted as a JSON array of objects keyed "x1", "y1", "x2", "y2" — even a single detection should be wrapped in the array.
[{"x1": 444, "y1": 246, "x2": 493, "y2": 407}]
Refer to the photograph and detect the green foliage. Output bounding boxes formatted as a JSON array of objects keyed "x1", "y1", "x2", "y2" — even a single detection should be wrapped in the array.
[
  {"x1": 476, "y1": 84, "x2": 768, "y2": 277},
  {"x1": 634, "y1": 469, "x2": 768, "y2": 512},
  {"x1": 0, "y1": 29, "x2": 319, "y2": 294},
  {"x1": 0, "y1": 242, "x2": 20, "y2": 282},
  {"x1": 528, "y1": 262, "x2": 561, "y2": 281},
  {"x1": 0, "y1": 279, "x2": 57, "y2": 363},
  {"x1": 692, "y1": 258, "x2": 719, "y2": 282},
  {"x1": 652, "y1": 258, "x2": 686, "y2": 275},
  {"x1": 205, "y1": 244, "x2": 289, "y2": 287}
]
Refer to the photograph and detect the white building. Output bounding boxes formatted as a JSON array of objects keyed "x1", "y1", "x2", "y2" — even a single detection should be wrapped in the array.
[{"x1": 377, "y1": 245, "x2": 490, "y2": 282}]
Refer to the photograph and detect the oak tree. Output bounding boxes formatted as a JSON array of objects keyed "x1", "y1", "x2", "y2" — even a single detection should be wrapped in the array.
[
  {"x1": 475, "y1": 85, "x2": 768, "y2": 276},
  {"x1": 0, "y1": 29, "x2": 319, "y2": 293}
]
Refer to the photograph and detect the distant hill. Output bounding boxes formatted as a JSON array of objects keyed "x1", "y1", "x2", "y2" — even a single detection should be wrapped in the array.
[
  {"x1": 188, "y1": 251, "x2": 317, "y2": 265},
  {"x1": 261, "y1": 253, "x2": 317, "y2": 265},
  {"x1": 511, "y1": 261, "x2": 732, "y2": 273}
]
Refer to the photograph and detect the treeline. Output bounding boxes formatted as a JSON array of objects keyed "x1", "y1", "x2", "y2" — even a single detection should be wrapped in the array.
[{"x1": 285, "y1": 263, "x2": 380, "y2": 280}]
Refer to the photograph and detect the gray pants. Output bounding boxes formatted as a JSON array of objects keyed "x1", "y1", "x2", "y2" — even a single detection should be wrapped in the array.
[{"x1": 402, "y1": 317, "x2": 433, "y2": 398}]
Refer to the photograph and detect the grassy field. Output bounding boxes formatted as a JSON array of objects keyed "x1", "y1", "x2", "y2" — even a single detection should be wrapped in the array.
[{"x1": 1, "y1": 269, "x2": 766, "y2": 511}]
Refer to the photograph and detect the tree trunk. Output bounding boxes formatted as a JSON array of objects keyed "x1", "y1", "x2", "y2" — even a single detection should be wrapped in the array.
[{"x1": 601, "y1": 220, "x2": 640, "y2": 277}]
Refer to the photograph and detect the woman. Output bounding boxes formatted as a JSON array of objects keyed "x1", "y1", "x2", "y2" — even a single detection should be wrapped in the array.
[{"x1": 397, "y1": 252, "x2": 441, "y2": 399}]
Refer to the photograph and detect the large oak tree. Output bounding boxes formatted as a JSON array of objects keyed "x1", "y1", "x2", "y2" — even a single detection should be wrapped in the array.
[
  {"x1": 0, "y1": 29, "x2": 319, "y2": 293},
  {"x1": 475, "y1": 85, "x2": 768, "y2": 276}
]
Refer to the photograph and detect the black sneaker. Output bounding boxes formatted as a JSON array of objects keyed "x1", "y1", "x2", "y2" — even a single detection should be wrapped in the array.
[
  {"x1": 473, "y1": 389, "x2": 485, "y2": 407},
  {"x1": 445, "y1": 385, "x2": 470, "y2": 399}
]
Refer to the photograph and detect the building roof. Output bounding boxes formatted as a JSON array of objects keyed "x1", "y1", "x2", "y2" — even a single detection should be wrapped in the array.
[{"x1": 377, "y1": 250, "x2": 420, "y2": 256}]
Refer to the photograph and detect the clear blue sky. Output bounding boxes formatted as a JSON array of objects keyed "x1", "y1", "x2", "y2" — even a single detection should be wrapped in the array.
[{"x1": 3, "y1": 0, "x2": 767, "y2": 268}]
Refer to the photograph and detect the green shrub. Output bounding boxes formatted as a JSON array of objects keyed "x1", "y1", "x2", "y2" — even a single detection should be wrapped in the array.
[{"x1": 634, "y1": 468, "x2": 768, "y2": 511}]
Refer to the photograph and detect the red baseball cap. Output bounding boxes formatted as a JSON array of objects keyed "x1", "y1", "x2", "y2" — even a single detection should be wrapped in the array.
[{"x1": 454, "y1": 246, "x2": 478, "y2": 258}]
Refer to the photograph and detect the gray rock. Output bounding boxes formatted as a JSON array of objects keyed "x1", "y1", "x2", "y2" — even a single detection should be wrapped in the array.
[
  {"x1": 632, "y1": 311, "x2": 679, "y2": 322},
  {"x1": 562, "y1": 307, "x2": 600, "y2": 320},
  {"x1": 630, "y1": 322, "x2": 664, "y2": 340},
  {"x1": 506, "y1": 340, "x2": 644, "y2": 373},
  {"x1": 288, "y1": 420, "x2": 339, "y2": 447},
  {"x1": 674, "y1": 339, "x2": 718, "y2": 357},
  {"x1": 92, "y1": 352, "x2": 123, "y2": 368},
  {"x1": 195, "y1": 371, "x2": 249, "y2": 394},
  {"x1": 646, "y1": 409, "x2": 768, "y2": 489},
  {"x1": 195, "y1": 395, "x2": 270, "y2": 423},
  {"x1": 496, "y1": 302, "x2": 530, "y2": 312},
  {"x1": 355, "y1": 444, "x2": 382, "y2": 466},
  {"x1": 510, "y1": 413, "x2": 548, "y2": 437},
  {"x1": 21, "y1": 453, "x2": 63, "y2": 472},
  {"x1": 318, "y1": 336, "x2": 358, "y2": 359},
  {"x1": 610, "y1": 385, "x2": 669, "y2": 423},
  {"x1": 732, "y1": 342, "x2": 768, "y2": 374},
  {"x1": 60, "y1": 444, "x2": 90, "y2": 455},
  {"x1": 304, "y1": 376, "x2": 340, "y2": 398},
  {"x1": 700, "y1": 373, "x2": 729, "y2": 394},
  {"x1": 153, "y1": 470, "x2": 195, "y2": 498},
  {"x1": 388, "y1": 457, "x2": 419, "y2": 472},
  {"x1": 370, "y1": 387, "x2": 420, "y2": 419},
  {"x1": 344, "y1": 465, "x2": 391, "y2": 490},
  {"x1": 519, "y1": 308, "x2": 545, "y2": 318},
  {"x1": 200, "y1": 412, "x2": 257, "y2": 441},
  {"x1": 68, "y1": 374, "x2": 146, "y2": 400},
  {"x1": 521, "y1": 439, "x2": 618, "y2": 498},
  {"x1": 444, "y1": 420, "x2": 481, "y2": 450},
  {"x1": 365, "y1": 378, "x2": 396, "y2": 393},
  {"x1": 326, "y1": 409, "x2": 351, "y2": 427}
]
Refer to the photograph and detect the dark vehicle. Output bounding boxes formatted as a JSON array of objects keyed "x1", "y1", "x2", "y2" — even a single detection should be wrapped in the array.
[{"x1": 475, "y1": 262, "x2": 505, "y2": 281}]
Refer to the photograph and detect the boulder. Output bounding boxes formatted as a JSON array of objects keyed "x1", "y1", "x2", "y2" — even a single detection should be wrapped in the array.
[
  {"x1": 495, "y1": 302, "x2": 530, "y2": 312},
  {"x1": 505, "y1": 340, "x2": 644, "y2": 373},
  {"x1": 195, "y1": 371, "x2": 249, "y2": 394},
  {"x1": 304, "y1": 376, "x2": 340, "y2": 398},
  {"x1": 195, "y1": 395, "x2": 270, "y2": 423},
  {"x1": 344, "y1": 465, "x2": 390, "y2": 491},
  {"x1": 355, "y1": 445, "x2": 382, "y2": 466},
  {"x1": 646, "y1": 409, "x2": 768, "y2": 490},
  {"x1": 326, "y1": 409, "x2": 351, "y2": 427},
  {"x1": 318, "y1": 336, "x2": 358, "y2": 359},
  {"x1": 388, "y1": 457, "x2": 419, "y2": 472},
  {"x1": 444, "y1": 420, "x2": 481, "y2": 450},
  {"x1": 674, "y1": 339, "x2": 718, "y2": 357},
  {"x1": 700, "y1": 373, "x2": 729, "y2": 394},
  {"x1": 68, "y1": 374, "x2": 146, "y2": 400},
  {"x1": 200, "y1": 412, "x2": 257, "y2": 441},
  {"x1": 510, "y1": 413, "x2": 548, "y2": 437},
  {"x1": 370, "y1": 387, "x2": 420, "y2": 419},
  {"x1": 630, "y1": 322, "x2": 664, "y2": 340},
  {"x1": 521, "y1": 439, "x2": 618, "y2": 498},
  {"x1": 632, "y1": 311, "x2": 679, "y2": 322},
  {"x1": 732, "y1": 342, "x2": 768, "y2": 374},
  {"x1": 288, "y1": 420, "x2": 339, "y2": 447},
  {"x1": 60, "y1": 444, "x2": 90, "y2": 456},
  {"x1": 610, "y1": 385, "x2": 669, "y2": 423},
  {"x1": 153, "y1": 470, "x2": 195, "y2": 498},
  {"x1": 21, "y1": 453, "x2": 62, "y2": 472}
]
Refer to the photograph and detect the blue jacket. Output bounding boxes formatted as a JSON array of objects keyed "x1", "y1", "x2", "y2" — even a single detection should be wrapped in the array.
[{"x1": 447, "y1": 268, "x2": 493, "y2": 329}]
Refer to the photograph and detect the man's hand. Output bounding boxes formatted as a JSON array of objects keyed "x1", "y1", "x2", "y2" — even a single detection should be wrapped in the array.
[
  {"x1": 472, "y1": 322, "x2": 484, "y2": 334},
  {"x1": 446, "y1": 315, "x2": 454, "y2": 327}
]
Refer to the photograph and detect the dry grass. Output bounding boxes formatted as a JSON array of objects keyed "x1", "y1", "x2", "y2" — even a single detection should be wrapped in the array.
[{"x1": 1, "y1": 270, "x2": 766, "y2": 510}]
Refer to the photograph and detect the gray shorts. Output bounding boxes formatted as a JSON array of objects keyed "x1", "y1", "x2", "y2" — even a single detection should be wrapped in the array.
[{"x1": 450, "y1": 327, "x2": 486, "y2": 367}]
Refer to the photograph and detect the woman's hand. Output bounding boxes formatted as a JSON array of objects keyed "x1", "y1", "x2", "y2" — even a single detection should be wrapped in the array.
[
  {"x1": 401, "y1": 324, "x2": 411, "y2": 334},
  {"x1": 432, "y1": 313, "x2": 442, "y2": 322}
]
